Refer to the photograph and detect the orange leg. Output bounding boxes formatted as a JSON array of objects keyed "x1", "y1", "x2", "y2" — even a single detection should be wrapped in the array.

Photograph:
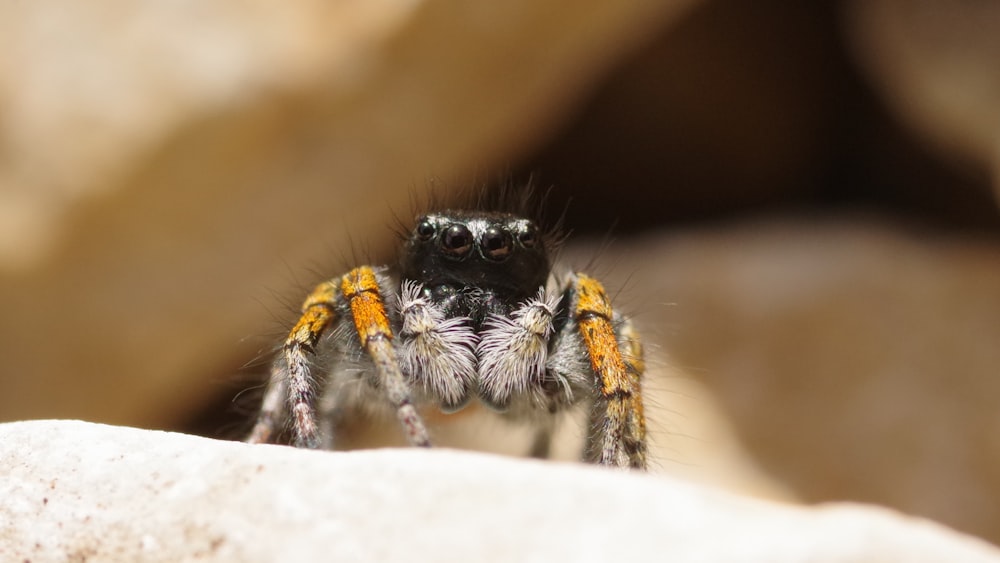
[
  {"x1": 248, "y1": 266, "x2": 429, "y2": 448},
  {"x1": 574, "y1": 274, "x2": 648, "y2": 469},
  {"x1": 248, "y1": 279, "x2": 339, "y2": 448},
  {"x1": 341, "y1": 268, "x2": 430, "y2": 447}
]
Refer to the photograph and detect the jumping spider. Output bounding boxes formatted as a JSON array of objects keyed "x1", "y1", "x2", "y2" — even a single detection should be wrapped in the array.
[{"x1": 247, "y1": 206, "x2": 647, "y2": 469}]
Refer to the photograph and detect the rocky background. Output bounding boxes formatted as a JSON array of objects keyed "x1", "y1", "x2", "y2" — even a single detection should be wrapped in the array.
[{"x1": 1, "y1": 0, "x2": 999, "y2": 554}]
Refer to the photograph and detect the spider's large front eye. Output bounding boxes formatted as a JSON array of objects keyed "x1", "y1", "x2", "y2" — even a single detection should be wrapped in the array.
[
  {"x1": 441, "y1": 224, "x2": 473, "y2": 258},
  {"x1": 481, "y1": 226, "x2": 512, "y2": 261},
  {"x1": 517, "y1": 223, "x2": 538, "y2": 248},
  {"x1": 415, "y1": 219, "x2": 435, "y2": 241}
]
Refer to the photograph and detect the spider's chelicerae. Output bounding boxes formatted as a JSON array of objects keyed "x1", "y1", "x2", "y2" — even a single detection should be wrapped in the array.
[{"x1": 247, "y1": 206, "x2": 647, "y2": 469}]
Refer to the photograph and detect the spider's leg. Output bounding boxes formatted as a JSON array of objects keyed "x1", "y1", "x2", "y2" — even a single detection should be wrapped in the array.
[
  {"x1": 342, "y1": 267, "x2": 431, "y2": 447},
  {"x1": 573, "y1": 274, "x2": 648, "y2": 469},
  {"x1": 316, "y1": 389, "x2": 345, "y2": 450},
  {"x1": 248, "y1": 280, "x2": 340, "y2": 448},
  {"x1": 527, "y1": 417, "x2": 556, "y2": 459},
  {"x1": 246, "y1": 377, "x2": 287, "y2": 444}
]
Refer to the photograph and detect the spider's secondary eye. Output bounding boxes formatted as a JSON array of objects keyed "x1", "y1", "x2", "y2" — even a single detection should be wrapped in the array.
[
  {"x1": 518, "y1": 224, "x2": 538, "y2": 248},
  {"x1": 415, "y1": 220, "x2": 435, "y2": 241},
  {"x1": 441, "y1": 224, "x2": 473, "y2": 257},
  {"x1": 481, "y1": 226, "x2": 512, "y2": 261}
]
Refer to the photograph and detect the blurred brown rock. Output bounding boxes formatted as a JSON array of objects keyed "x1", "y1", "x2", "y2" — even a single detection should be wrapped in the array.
[
  {"x1": 529, "y1": 1, "x2": 852, "y2": 225},
  {"x1": 563, "y1": 216, "x2": 1000, "y2": 543},
  {"x1": 0, "y1": 0, "x2": 695, "y2": 427},
  {"x1": 847, "y1": 0, "x2": 1000, "y2": 196}
]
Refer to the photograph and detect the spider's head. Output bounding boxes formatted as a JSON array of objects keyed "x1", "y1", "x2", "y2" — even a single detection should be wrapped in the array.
[{"x1": 400, "y1": 211, "x2": 550, "y2": 304}]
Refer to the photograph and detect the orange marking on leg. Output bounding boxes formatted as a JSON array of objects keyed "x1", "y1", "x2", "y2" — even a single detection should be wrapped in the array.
[
  {"x1": 286, "y1": 281, "x2": 338, "y2": 348},
  {"x1": 575, "y1": 275, "x2": 630, "y2": 398},
  {"x1": 341, "y1": 267, "x2": 393, "y2": 347},
  {"x1": 274, "y1": 280, "x2": 341, "y2": 449},
  {"x1": 340, "y1": 267, "x2": 429, "y2": 446},
  {"x1": 287, "y1": 307, "x2": 335, "y2": 347},
  {"x1": 574, "y1": 274, "x2": 614, "y2": 319},
  {"x1": 575, "y1": 274, "x2": 648, "y2": 468},
  {"x1": 302, "y1": 280, "x2": 338, "y2": 310}
]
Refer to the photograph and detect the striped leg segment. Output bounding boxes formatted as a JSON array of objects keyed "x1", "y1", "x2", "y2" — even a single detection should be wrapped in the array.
[
  {"x1": 248, "y1": 280, "x2": 339, "y2": 448},
  {"x1": 342, "y1": 267, "x2": 431, "y2": 447},
  {"x1": 248, "y1": 267, "x2": 429, "y2": 449},
  {"x1": 574, "y1": 274, "x2": 648, "y2": 469}
]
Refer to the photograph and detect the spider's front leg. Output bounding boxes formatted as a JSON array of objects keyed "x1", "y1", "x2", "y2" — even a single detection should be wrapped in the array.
[
  {"x1": 341, "y1": 268, "x2": 431, "y2": 448},
  {"x1": 248, "y1": 266, "x2": 430, "y2": 449},
  {"x1": 573, "y1": 274, "x2": 648, "y2": 470}
]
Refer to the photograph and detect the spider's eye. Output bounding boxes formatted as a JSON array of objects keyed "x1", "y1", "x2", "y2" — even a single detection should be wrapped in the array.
[
  {"x1": 415, "y1": 219, "x2": 435, "y2": 241},
  {"x1": 440, "y1": 224, "x2": 473, "y2": 258},
  {"x1": 481, "y1": 226, "x2": 512, "y2": 261},
  {"x1": 517, "y1": 224, "x2": 538, "y2": 248}
]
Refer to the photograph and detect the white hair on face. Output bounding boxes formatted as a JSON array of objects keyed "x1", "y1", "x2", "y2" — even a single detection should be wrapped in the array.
[
  {"x1": 396, "y1": 281, "x2": 478, "y2": 408},
  {"x1": 476, "y1": 289, "x2": 559, "y2": 408}
]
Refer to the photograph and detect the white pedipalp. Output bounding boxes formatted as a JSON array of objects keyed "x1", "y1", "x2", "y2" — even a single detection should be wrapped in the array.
[
  {"x1": 397, "y1": 280, "x2": 478, "y2": 409},
  {"x1": 476, "y1": 289, "x2": 559, "y2": 408}
]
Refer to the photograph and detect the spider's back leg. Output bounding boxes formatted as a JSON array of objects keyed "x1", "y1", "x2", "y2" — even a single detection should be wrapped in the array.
[
  {"x1": 573, "y1": 273, "x2": 648, "y2": 469},
  {"x1": 248, "y1": 266, "x2": 430, "y2": 449},
  {"x1": 248, "y1": 279, "x2": 340, "y2": 448}
]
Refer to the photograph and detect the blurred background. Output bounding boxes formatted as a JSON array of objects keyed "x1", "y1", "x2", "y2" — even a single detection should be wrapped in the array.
[{"x1": 2, "y1": 0, "x2": 999, "y2": 546}]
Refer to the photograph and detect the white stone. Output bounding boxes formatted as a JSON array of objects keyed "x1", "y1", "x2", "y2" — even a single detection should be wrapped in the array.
[{"x1": 2, "y1": 420, "x2": 998, "y2": 562}]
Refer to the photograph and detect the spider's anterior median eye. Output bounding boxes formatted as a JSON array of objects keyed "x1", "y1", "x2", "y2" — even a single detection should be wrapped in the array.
[
  {"x1": 481, "y1": 226, "x2": 512, "y2": 261},
  {"x1": 441, "y1": 224, "x2": 473, "y2": 257},
  {"x1": 518, "y1": 224, "x2": 538, "y2": 248},
  {"x1": 415, "y1": 219, "x2": 436, "y2": 241}
]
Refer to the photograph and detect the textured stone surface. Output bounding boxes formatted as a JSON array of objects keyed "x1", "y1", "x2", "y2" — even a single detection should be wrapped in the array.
[{"x1": 2, "y1": 420, "x2": 999, "y2": 563}]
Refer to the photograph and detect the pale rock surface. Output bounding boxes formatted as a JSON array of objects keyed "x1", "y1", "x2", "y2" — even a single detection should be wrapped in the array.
[{"x1": 2, "y1": 420, "x2": 999, "y2": 563}]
